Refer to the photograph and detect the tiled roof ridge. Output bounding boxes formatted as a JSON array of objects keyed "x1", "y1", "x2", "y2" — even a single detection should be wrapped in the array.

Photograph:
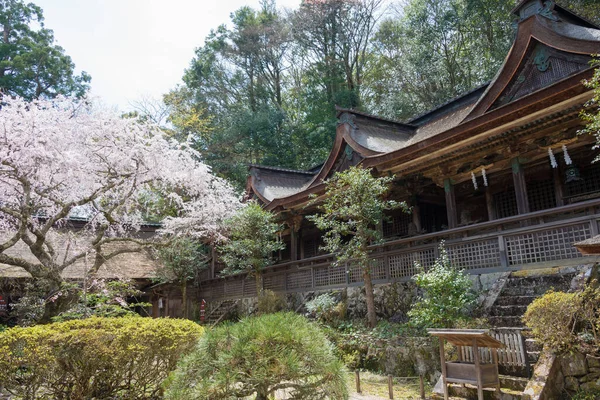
[
  {"x1": 408, "y1": 82, "x2": 490, "y2": 124},
  {"x1": 335, "y1": 106, "x2": 417, "y2": 128},
  {"x1": 248, "y1": 164, "x2": 316, "y2": 176}
]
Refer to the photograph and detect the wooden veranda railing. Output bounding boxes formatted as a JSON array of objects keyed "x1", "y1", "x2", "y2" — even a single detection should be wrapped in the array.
[{"x1": 198, "y1": 198, "x2": 600, "y2": 301}]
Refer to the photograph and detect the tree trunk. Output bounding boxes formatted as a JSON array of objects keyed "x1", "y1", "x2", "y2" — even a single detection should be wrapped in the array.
[
  {"x1": 181, "y1": 282, "x2": 188, "y2": 319},
  {"x1": 256, "y1": 272, "x2": 263, "y2": 304},
  {"x1": 363, "y1": 266, "x2": 377, "y2": 328}
]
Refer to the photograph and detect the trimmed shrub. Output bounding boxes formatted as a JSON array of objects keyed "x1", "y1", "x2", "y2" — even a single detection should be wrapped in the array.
[
  {"x1": 0, "y1": 316, "x2": 203, "y2": 399},
  {"x1": 523, "y1": 283, "x2": 600, "y2": 353},
  {"x1": 164, "y1": 312, "x2": 348, "y2": 400}
]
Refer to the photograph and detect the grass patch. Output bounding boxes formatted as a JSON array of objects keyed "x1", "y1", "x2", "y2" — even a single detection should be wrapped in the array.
[{"x1": 347, "y1": 371, "x2": 432, "y2": 399}]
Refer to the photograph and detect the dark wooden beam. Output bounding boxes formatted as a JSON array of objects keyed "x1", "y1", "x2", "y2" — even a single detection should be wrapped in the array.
[
  {"x1": 485, "y1": 188, "x2": 496, "y2": 221},
  {"x1": 511, "y1": 158, "x2": 530, "y2": 214},
  {"x1": 444, "y1": 179, "x2": 458, "y2": 229}
]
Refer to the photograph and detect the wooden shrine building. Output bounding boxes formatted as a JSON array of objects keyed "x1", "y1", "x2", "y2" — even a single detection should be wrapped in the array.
[{"x1": 196, "y1": 0, "x2": 600, "y2": 304}]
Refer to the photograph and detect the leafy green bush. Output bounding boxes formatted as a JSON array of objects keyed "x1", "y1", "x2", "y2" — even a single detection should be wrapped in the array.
[
  {"x1": 571, "y1": 387, "x2": 600, "y2": 400},
  {"x1": 165, "y1": 312, "x2": 348, "y2": 400},
  {"x1": 523, "y1": 283, "x2": 600, "y2": 353},
  {"x1": 0, "y1": 317, "x2": 203, "y2": 399},
  {"x1": 408, "y1": 242, "x2": 477, "y2": 329},
  {"x1": 305, "y1": 292, "x2": 345, "y2": 322},
  {"x1": 256, "y1": 289, "x2": 286, "y2": 314}
]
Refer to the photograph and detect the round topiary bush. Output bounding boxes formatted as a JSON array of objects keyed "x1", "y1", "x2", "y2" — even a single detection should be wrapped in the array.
[
  {"x1": 0, "y1": 316, "x2": 203, "y2": 399},
  {"x1": 164, "y1": 312, "x2": 348, "y2": 400}
]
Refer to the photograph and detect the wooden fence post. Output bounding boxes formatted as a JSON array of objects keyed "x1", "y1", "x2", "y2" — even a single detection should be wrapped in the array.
[
  {"x1": 355, "y1": 370, "x2": 361, "y2": 394},
  {"x1": 388, "y1": 375, "x2": 394, "y2": 399}
]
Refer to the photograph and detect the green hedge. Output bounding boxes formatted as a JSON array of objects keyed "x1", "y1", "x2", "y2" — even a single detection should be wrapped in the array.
[{"x1": 0, "y1": 317, "x2": 204, "y2": 399}]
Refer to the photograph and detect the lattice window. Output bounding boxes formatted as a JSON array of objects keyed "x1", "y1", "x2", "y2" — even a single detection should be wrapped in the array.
[
  {"x1": 212, "y1": 281, "x2": 225, "y2": 299},
  {"x1": 286, "y1": 270, "x2": 312, "y2": 290},
  {"x1": 447, "y1": 239, "x2": 501, "y2": 270},
  {"x1": 527, "y1": 178, "x2": 556, "y2": 212},
  {"x1": 372, "y1": 259, "x2": 387, "y2": 280},
  {"x1": 314, "y1": 265, "x2": 346, "y2": 287},
  {"x1": 565, "y1": 162, "x2": 600, "y2": 199},
  {"x1": 225, "y1": 279, "x2": 243, "y2": 298},
  {"x1": 506, "y1": 223, "x2": 591, "y2": 265},
  {"x1": 263, "y1": 274, "x2": 286, "y2": 291},
  {"x1": 348, "y1": 259, "x2": 387, "y2": 283},
  {"x1": 383, "y1": 212, "x2": 412, "y2": 238},
  {"x1": 243, "y1": 277, "x2": 257, "y2": 297},
  {"x1": 348, "y1": 264, "x2": 362, "y2": 283},
  {"x1": 389, "y1": 248, "x2": 436, "y2": 279},
  {"x1": 494, "y1": 188, "x2": 518, "y2": 219}
]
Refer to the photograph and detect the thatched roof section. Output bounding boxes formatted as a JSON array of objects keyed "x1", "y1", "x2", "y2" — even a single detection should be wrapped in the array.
[{"x1": 0, "y1": 235, "x2": 160, "y2": 280}]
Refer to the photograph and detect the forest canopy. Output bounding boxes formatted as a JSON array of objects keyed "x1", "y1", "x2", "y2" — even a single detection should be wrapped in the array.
[{"x1": 162, "y1": 0, "x2": 599, "y2": 188}]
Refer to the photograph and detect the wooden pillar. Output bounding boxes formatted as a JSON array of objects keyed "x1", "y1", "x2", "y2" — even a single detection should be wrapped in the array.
[
  {"x1": 511, "y1": 158, "x2": 530, "y2": 215},
  {"x1": 290, "y1": 228, "x2": 298, "y2": 261},
  {"x1": 289, "y1": 215, "x2": 302, "y2": 261},
  {"x1": 412, "y1": 201, "x2": 422, "y2": 232},
  {"x1": 444, "y1": 179, "x2": 458, "y2": 229},
  {"x1": 492, "y1": 348, "x2": 501, "y2": 395},
  {"x1": 473, "y1": 339, "x2": 484, "y2": 400},
  {"x1": 485, "y1": 188, "x2": 496, "y2": 221},
  {"x1": 553, "y1": 167, "x2": 565, "y2": 207},
  {"x1": 439, "y1": 338, "x2": 449, "y2": 400}
]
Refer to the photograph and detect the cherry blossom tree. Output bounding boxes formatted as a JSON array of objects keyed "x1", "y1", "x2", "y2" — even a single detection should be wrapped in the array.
[{"x1": 0, "y1": 96, "x2": 241, "y2": 314}]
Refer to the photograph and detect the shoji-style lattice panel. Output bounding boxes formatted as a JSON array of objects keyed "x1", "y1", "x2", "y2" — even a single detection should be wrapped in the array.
[
  {"x1": 447, "y1": 239, "x2": 501, "y2": 270},
  {"x1": 286, "y1": 269, "x2": 313, "y2": 290},
  {"x1": 506, "y1": 223, "x2": 591, "y2": 265},
  {"x1": 389, "y1": 248, "x2": 436, "y2": 279}
]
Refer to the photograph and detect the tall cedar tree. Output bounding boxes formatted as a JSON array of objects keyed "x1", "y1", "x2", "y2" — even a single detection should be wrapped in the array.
[
  {"x1": 308, "y1": 166, "x2": 409, "y2": 328},
  {"x1": 219, "y1": 203, "x2": 285, "y2": 301},
  {"x1": 0, "y1": 0, "x2": 90, "y2": 99}
]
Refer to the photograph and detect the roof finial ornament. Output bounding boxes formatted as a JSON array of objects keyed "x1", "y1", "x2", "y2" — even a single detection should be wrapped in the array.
[
  {"x1": 514, "y1": 0, "x2": 559, "y2": 22},
  {"x1": 338, "y1": 112, "x2": 357, "y2": 129}
]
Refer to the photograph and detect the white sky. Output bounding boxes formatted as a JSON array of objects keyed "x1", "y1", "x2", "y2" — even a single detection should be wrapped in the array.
[{"x1": 35, "y1": 0, "x2": 302, "y2": 111}]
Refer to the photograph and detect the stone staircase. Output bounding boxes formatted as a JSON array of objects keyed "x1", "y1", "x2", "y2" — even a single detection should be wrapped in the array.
[
  {"x1": 433, "y1": 269, "x2": 579, "y2": 399},
  {"x1": 487, "y1": 271, "x2": 574, "y2": 328},
  {"x1": 204, "y1": 299, "x2": 239, "y2": 325}
]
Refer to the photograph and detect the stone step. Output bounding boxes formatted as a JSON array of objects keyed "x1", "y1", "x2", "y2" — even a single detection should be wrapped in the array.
[
  {"x1": 500, "y1": 286, "x2": 549, "y2": 297},
  {"x1": 494, "y1": 295, "x2": 538, "y2": 307},
  {"x1": 489, "y1": 305, "x2": 528, "y2": 317},
  {"x1": 487, "y1": 316, "x2": 525, "y2": 328},
  {"x1": 503, "y1": 274, "x2": 574, "y2": 289},
  {"x1": 499, "y1": 375, "x2": 529, "y2": 392}
]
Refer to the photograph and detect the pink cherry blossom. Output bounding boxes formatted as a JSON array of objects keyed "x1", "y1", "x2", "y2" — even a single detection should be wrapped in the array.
[{"x1": 0, "y1": 96, "x2": 242, "y2": 282}]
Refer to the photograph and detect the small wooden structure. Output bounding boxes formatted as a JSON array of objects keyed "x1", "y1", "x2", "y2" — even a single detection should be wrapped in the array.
[
  {"x1": 428, "y1": 329, "x2": 504, "y2": 400},
  {"x1": 575, "y1": 235, "x2": 600, "y2": 256}
]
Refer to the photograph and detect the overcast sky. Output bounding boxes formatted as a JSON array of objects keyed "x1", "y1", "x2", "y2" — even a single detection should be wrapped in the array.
[{"x1": 35, "y1": 0, "x2": 302, "y2": 111}]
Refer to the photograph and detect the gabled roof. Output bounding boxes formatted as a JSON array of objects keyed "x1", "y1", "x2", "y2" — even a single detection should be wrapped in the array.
[
  {"x1": 247, "y1": 0, "x2": 600, "y2": 211},
  {"x1": 466, "y1": 1, "x2": 599, "y2": 120},
  {"x1": 246, "y1": 165, "x2": 314, "y2": 203}
]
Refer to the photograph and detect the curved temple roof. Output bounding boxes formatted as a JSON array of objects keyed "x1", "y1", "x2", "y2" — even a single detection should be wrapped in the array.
[{"x1": 247, "y1": 0, "x2": 600, "y2": 211}]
